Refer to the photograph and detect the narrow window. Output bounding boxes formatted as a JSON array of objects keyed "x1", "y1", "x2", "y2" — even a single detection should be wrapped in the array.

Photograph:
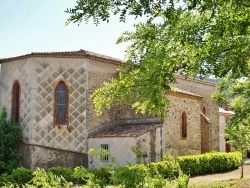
[
  {"x1": 202, "y1": 106, "x2": 206, "y2": 115},
  {"x1": 225, "y1": 138, "x2": 231, "y2": 152},
  {"x1": 181, "y1": 111, "x2": 187, "y2": 139},
  {"x1": 11, "y1": 80, "x2": 21, "y2": 123},
  {"x1": 55, "y1": 81, "x2": 68, "y2": 124},
  {"x1": 101, "y1": 144, "x2": 109, "y2": 162}
]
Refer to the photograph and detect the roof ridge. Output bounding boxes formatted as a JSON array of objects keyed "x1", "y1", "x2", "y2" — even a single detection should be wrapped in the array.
[{"x1": 0, "y1": 49, "x2": 122, "y2": 64}]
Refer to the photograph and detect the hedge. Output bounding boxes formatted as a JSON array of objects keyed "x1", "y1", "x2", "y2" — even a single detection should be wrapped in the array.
[
  {"x1": 0, "y1": 151, "x2": 242, "y2": 187},
  {"x1": 46, "y1": 166, "x2": 74, "y2": 182},
  {"x1": 177, "y1": 151, "x2": 241, "y2": 176}
]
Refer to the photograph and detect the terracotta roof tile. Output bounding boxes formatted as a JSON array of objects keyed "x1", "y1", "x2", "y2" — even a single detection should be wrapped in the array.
[
  {"x1": 166, "y1": 87, "x2": 203, "y2": 100},
  {"x1": 0, "y1": 49, "x2": 122, "y2": 64},
  {"x1": 173, "y1": 88, "x2": 202, "y2": 98},
  {"x1": 88, "y1": 123, "x2": 162, "y2": 138},
  {"x1": 219, "y1": 107, "x2": 235, "y2": 115}
]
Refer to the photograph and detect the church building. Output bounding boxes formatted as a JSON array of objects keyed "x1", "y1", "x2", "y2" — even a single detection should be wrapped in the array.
[{"x1": 0, "y1": 50, "x2": 219, "y2": 169}]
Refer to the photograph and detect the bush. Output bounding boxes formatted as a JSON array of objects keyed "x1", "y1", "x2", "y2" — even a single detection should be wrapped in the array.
[
  {"x1": 47, "y1": 166, "x2": 73, "y2": 182},
  {"x1": 72, "y1": 166, "x2": 91, "y2": 185},
  {"x1": 111, "y1": 164, "x2": 149, "y2": 188},
  {"x1": 88, "y1": 166, "x2": 112, "y2": 185},
  {"x1": 30, "y1": 168, "x2": 72, "y2": 187},
  {"x1": 177, "y1": 169, "x2": 190, "y2": 188},
  {"x1": 11, "y1": 167, "x2": 33, "y2": 185},
  {"x1": 0, "y1": 167, "x2": 33, "y2": 186},
  {"x1": 0, "y1": 107, "x2": 22, "y2": 174},
  {"x1": 144, "y1": 174, "x2": 166, "y2": 188},
  {"x1": 177, "y1": 151, "x2": 241, "y2": 176},
  {"x1": 148, "y1": 155, "x2": 179, "y2": 179},
  {"x1": 0, "y1": 173, "x2": 14, "y2": 186}
]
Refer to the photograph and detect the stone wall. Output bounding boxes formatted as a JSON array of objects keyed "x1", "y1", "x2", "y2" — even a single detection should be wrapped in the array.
[
  {"x1": 219, "y1": 115, "x2": 227, "y2": 152},
  {"x1": 19, "y1": 141, "x2": 87, "y2": 169},
  {"x1": 1, "y1": 58, "x2": 36, "y2": 142},
  {"x1": 87, "y1": 59, "x2": 119, "y2": 132},
  {"x1": 1, "y1": 57, "x2": 89, "y2": 169},
  {"x1": 164, "y1": 94, "x2": 201, "y2": 156},
  {"x1": 137, "y1": 127, "x2": 162, "y2": 164},
  {"x1": 173, "y1": 75, "x2": 219, "y2": 152},
  {"x1": 32, "y1": 57, "x2": 88, "y2": 153}
]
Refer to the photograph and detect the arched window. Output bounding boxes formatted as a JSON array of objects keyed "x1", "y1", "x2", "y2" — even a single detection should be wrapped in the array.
[
  {"x1": 54, "y1": 81, "x2": 68, "y2": 124},
  {"x1": 11, "y1": 80, "x2": 21, "y2": 123},
  {"x1": 202, "y1": 106, "x2": 206, "y2": 115},
  {"x1": 181, "y1": 111, "x2": 187, "y2": 139}
]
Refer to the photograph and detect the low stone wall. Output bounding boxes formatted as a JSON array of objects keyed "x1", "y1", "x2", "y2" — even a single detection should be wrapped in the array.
[{"x1": 19, "y1": 141, "x2": 88, "y2": 170}]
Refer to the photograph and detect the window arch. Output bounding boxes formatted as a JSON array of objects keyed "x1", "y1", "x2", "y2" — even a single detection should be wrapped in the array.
[
  {"x1": 202, "y1": 106, "x2": 206, "y2": 115},
  {"x1": 11, "y1": 80, "x2": 21, "y2": 123},
  {"x1": 54, "y1": 80, "x2": 69, "y2": 125},
  {"x1": 181, "y1": 111, "x2": 187, "y2": 139}
]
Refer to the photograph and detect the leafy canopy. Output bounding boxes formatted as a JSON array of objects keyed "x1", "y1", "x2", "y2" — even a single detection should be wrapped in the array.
[
  {"x1": 66, "y1": 0, "x2": 250, "y2": 117},
  {"x1": 213, "y1": 76, "x2": 250, "y2": 178}
]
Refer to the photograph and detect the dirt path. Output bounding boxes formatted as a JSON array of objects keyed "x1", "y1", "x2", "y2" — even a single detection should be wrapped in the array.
[{"x1": 189, "y1": 165, "x2": 250, "y2": 183}]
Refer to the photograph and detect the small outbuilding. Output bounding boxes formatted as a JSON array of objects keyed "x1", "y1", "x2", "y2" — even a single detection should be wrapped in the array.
[{"x1": 88, "y1": 118, "x2": 162, "y2": 167}]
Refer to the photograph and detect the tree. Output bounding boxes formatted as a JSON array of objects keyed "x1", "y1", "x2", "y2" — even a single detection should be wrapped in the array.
[
  {"x1": 0, "y1": 107, "x2": 22, "y2": 174},
  {"x1": 213, "y1": 77, "x2": 250, "y2": 178},
  {"x1": 66, "y1": 0, "x2": 250, "y2": 117},
  {"x1": 224, "y1": 123, "x2": 250, "y2": 178}
]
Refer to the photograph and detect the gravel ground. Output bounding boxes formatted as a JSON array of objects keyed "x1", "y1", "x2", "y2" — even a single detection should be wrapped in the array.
[{"x1": 189, "y1": 165, "x2": 250, "y2": 183}]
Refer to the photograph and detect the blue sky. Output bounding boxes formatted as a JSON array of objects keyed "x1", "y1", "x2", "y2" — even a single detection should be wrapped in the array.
[{"x1": 0, "y1": 0, "x2": 137, "y2": 59}]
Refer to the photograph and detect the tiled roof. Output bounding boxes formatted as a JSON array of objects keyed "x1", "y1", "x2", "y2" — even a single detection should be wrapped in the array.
[
  {"x1": 0, "y1": 49, "x2": 122, "y2": 64},
  {"x1": 166, "y1": 87, "x2": 203, "y2": 100},
  {"x1": 174, "y1": 88, "x2": 202, "y2": 97},
  {"x1": 88, "y1": 123, "x2": 162, "y2": 138},
  {"x1": 219, "y1": 107, "x2": 235, "y2": 115},
  {"x1": 175, "y1": 74, "x2": 216, "y2": 86}
]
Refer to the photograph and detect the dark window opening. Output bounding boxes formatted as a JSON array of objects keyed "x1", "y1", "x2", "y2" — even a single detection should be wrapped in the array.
[
  {"x1": 101, "y1": 144, "x2": 109, "y2": 162},
  {"x1": 11, "y1": 81, "x2": 20, "y2": 123},
  {"x1": 181, "y1": 111, "x2": 187, "y2": 139},
  {"x1": 55, "y1": 81, "x2": 68, "y2": 124},
  {"x1": 202, "y1": 106, "x2": 206, "y2": 115}
]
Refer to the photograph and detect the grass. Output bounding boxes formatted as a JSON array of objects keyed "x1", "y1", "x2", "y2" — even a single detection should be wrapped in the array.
[{"x1": 189, "y1": 178, "x2": 250, "y2": 188}]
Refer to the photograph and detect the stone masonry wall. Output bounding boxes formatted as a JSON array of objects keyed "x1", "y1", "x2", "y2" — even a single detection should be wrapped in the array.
[
  {"x1": 19, "y1": 141, "x2": 87, "y2": 170},
  {"x1": 32, "y1": 57, "x2": 88, "y2": 153},
  {"x1": 164, "y1": 94, "x2": 201, "y2": 156},
  {"x1": 137, "y1": 127, "x2": 162, "y2": 164},
  {"x1": 173, "y1": 76, "x2": 219, "y2": 151},
  {"x1": 87, "y1": 59, "x2": 120, "y2": 132},
  {"x1": 1, "y1": 57, "x2": 89, "y2": 154},
  {"x1": 1, "y1": 58, "x2": 36, "y2": 142}
]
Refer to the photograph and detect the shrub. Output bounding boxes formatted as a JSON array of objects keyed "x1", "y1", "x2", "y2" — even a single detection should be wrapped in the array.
[
  {"x1": 0, "y1": 107, "x2": 22, "y2": 174},
  {"x1": 144, "y1": 174, "x2": 166, "y2": 188},
  {"x1": 148, "y1": 155, "x2": 179, "y2": 179},
  {"x1": 11, "y1": 167, "x2": 33, "y2": 185},
  {"x1": 88, "y1": 166, "x2": 112, "y2": 185},
  {"x1": 177, "y1": 169, "x2": 190, "y2": 188},
  {"x1": 177, "y1": 151, "x2": 241, "y2": 176},
  {"x1": 72, "y1": 166, "x2": 91, "y2": 185},
  {"x1": 47, "y1": 166, "x2": 73, "y2": 182},
  {"x1": 111, "y1": 164, "x2": 149, "y2": 188},
  {"x1": 0, "y1": 173, "x2": 14, "y2": 186},
  {"x1": 30, "y1": 168, "x2": 72, "y2": 187}
]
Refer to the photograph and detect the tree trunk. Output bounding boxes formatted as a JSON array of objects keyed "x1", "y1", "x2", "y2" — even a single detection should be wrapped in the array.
[{"x1": 241, "y1": 149, "x2": 244, "y2": 178}]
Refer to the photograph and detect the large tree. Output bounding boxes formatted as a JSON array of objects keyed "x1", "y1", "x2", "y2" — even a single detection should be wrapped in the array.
[
  {"x1": 66, "y1": 0, "x2": 250, "y2": 117},
  {"x1": 213, "y1": 76, "x2": 250, "y2": 178}
]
